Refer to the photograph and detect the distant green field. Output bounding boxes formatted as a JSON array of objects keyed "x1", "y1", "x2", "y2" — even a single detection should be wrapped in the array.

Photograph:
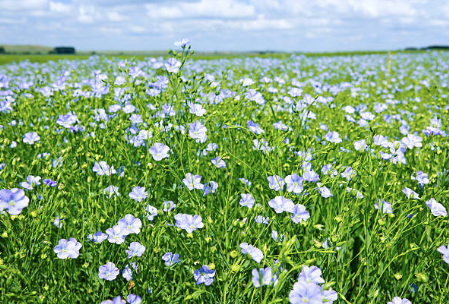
[{"x1": 0, "y1": 50, "x2": 431, "y2": 66}]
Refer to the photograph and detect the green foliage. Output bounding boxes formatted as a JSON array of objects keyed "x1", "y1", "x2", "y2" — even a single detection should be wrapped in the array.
[{"x1": 0, "y1": 46, "x2": 448, "y2": 304}]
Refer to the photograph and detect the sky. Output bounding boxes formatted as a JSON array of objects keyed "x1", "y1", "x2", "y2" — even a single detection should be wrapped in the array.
[{"x1": 1, "y1": 0, "x2": 449, "y2": 52}]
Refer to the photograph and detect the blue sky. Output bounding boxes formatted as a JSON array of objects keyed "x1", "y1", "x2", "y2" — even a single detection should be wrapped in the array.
[{"x1": 1, "y1": 0, "x2": 448, "y2": 52}]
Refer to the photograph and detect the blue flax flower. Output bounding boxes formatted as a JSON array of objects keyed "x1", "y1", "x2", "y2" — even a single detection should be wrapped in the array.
[
  {"x1": 388, "y1": 297, "x2": 412, "y2": 304},
  {"x1": 163, "y1": 201, "x2": 176, "y2": 212},
  {"x1": 252, "y1": 267, "x2": 277, "y2": 288},
  {"x1": 239, "y1": 193, "x2": 255, "y2": 209},
  {"x1": 162, "y1": 252, "x2": 181, "y2": 266},
  {"x1": 23, "y1": 131, "x2": 40, "y2": 144},
  {"x1": 99, "y1": 262, "x2": 119, "y2": 281},
  {"x1": 289, "y1": 281, "x2": 322, "y2": 304},
  {"x1": 126, "y1": 242, "x2": 145, "y2": 258},
  {"x1": 291, "y1": 204, "x2": 310, "y2": 224},
  {"x1": 149, "y1": 143, "x2": 170, "y2": 161},
  {"x1": 211, "y1": 156, "x2": 226, "y2": 168},
  {"x1": 144, "y1": 204, "x2": 158, "y2": 221},
  {"x1": 268, "y1": 196, "x2": 294, "y2": 213},
  {"x1": 188, "y1": 121, "x2": 207, "y2": 143},
  {"x1": 129, "y1": 186, "x2": 148, "y2": 202},
  {"x1": 118, "y1": 214, "x2": 142, "y2": 235},
  {"x1": 127, "y1": 294, "x2": 142, "y2": 304},
  {"x1": 106, "y1": 225, "x2": 126, "y2": 244},
  {"x1": 426, "y1": 198, "x2": 447, "y2": 217},
  {"x1": 240, "y1": 243, "x2": 264, "y2": 263},
  {"x1": 100, "y1": 296, "x2": 124, "y2": 304},
  {"x1": 182, "y1": 173, "x2": 203, "y2": 190},
  {"x1": 194, "y1": 265, "x2": 215, "y2": 286},
  {"x1": 285, "y1": 174, "x2": 303, "y2": 193},
  {"x1": 54, "y1": 238, "x2": 82, "y2": 259},
  {"x1": 174, "y1": 214, "x2": 204, "y2": 233},
  {"x1": 0, "y1": 188, "x2": 29, "y2": 215}
]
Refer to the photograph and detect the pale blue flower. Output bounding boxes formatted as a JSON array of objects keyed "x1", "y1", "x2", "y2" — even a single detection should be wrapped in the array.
[
  {"x1": 99, "y1": 262, "x2": 119, "y2": 281},
  {"x1": 194, "y1": 265, "x2": 215, "y2": 286},
  {"x1": 240, "y1": 243, "x2": 264, "y2": 263}
]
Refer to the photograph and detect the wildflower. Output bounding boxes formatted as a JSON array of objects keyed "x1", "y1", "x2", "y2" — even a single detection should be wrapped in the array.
[
  {"x1": 437, "y1": 245, "x2": 449, "y2": 264},
  {"x1": 144, "y1": 204, "x2": 158, "y2": 221},
  {"x1": 174, "y1": 38, "x2": 190, "y2": 47},
  {"x1": 239, "y1": 193, "x2": 255, "y2": 209},
  {"x1": 324, "y1": 131, "x2": 342, "y2": 143},
  {"x1": 54, "y1": 216, "x2": 65, "y2": 228},
  {"x1": 321, "y1": 288, "x2": 338, "y2": 303},
  {"x1": 165, "y1": 58, "x2": 181, "y2": 73},
  {"x1": 321, "y1": 164, "x2": 333, "y2": 175},
  {"x1": 174, "y1": 214, "x2": 204, "y2": 233},
  {"x1": 103, "y1": 185, "x2": 119, "y2": 198},
  {"x1": 93, "y1": 161, "x2": 117, "y2": 176},
  {"x1": 101, "y1": 296, "x2": 125, "y2": 304},
  {"x1": 289, "y1": 281, "x2": 322, "y2": 304},
  {"x1": 354, "y1": 139, "x2": 367, "y2": 151},
  {"x1": 126, "y1": 242, "x2": 146, "y2": 258},
  {"x1": 341, "y1": 167, "x2": 355, "y2": 181},
  {"x1": 0, "y1": 188, "x2": 29, "y2": 215},
  {"x1": 271, "y1": 230, "x2": 285, "y2": 243},
  {"x1": 426, "y1": 198, "x2": 447, "y2": 217},
  {"x1": 99, "y1": 262, "x2": 120, "y2": 281},
  {"x1": 242, "y1": 78, "x2": 255, "y2": 86},
  {"x1": 269, "y1": 196, "x2": 294, "y2": 213},
  {"x1": 374, "y1": 199, "x2": 393, "y2": 214},
  {"x1": 267, "y1": 175, "x2": 285, "y2": 191},
  {"x1": 240, "y1": 243, "x2": 264, "y2": 263},
  {"x1": 163, "y1": 201, "x2": 176, "y2": 212},
  {"x1": 317, "y1": 184, "x2": 333, "y2": 198},
  {"x1": 194, "y1": 265, "x2": 215, "y2": 286},
  {"x1": 203, "y1": 181, "x2": 218, "y2": 196},
  {"x1": 188, "y1": 121, "x2": 207, "y2": 143},
  {"x1": 106, "y1": 225, "x2": 126, "y2": 244},
  {"x1": 401, "y1": 134, "x2": 422, "y2": 149},
  {"x1": 129, "y1": 186, "x2": 148, "y2": 202},
  {"x1": 387, "y1": 297, "x2": 412, "y2": 304},
  {"x1": 211, "y1": 156, "x2": 226, "y2": 168},
  {"x1": 23, "y1": 132, "x2": 40, "y2": 144},
  {"x1": 182, "y1": 173, "x2": 203, "y2": 190},
  {"x1": 88, "y1": 231, "x2": 108, "y2": 243},
  {"x1": 239, "y1": 178, "x2": 251, "y2": 187},
  {"x1": 291, "y1": 204, "x2": 310, "y2": 224},
  {"x1": 188, "y1": 103, "x2": 206, "y2": 116},
  {"x1": 149, "y1": 143, "x2": 170, "y2": 161},
  {"x1": 118, "y1": 214, "x2": 142, "y2": 235},
  {"x1": 162, "y1": 252, "x2": 181, "y2": 266},
  {"x1": 411, "y1": 171, "x2": 429, "y2": 189},
  {"x1": 403, "y1": 187, "x2": 420, "y2": 200},
  {"x1": 127, "y1": 294, "x2": 142, "y2": 304},
  {"x1": 44, "y1": 179, "x2": 57, "y2": 187},
  {"x1": 285, "y1": 173, "x2": 303, "y2": 194},
  {"x1": 19, "y1": 175, "x2": 41, "y2": 190},
  {"x1": 247, "y1": 120, "x2": 264, "y2": 135},
  {"x1": 255, "y1": 215, "x2": 270, "y2": 224},
  {"x1": 122, "y1": 263, "x2": 138, "y2": 281},
  {"x1": 252, "y1": 267, "x2": 277, "y2": 288},
  {"x1": 54, "y1": 238, "x2": 82, "y2": 259},
  {"x1": 303, "y1": 167, "x2": 320, "y2": 182},
  {"x1": 298, "y1": 266, "x2": 325, "y2": 284}
]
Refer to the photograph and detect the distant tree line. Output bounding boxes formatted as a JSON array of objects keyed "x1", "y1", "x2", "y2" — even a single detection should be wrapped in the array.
[
  {"x1": 0, "y1": 46, "x2": 76, "y2": 55},
  {"x1": 405, "y1": 45, "x2": 449, "y2": 51}
]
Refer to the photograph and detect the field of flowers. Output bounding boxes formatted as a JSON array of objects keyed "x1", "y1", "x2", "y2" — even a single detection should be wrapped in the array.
[{"x1": 0, "y1": 40, "x2": 448, "y2": 303}]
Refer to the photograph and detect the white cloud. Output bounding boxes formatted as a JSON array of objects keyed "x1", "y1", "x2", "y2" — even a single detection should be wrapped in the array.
[
  {"x1": 146, "y1": 0, "x2": 255, "y2": 19},
  {"x1": 1, "y1": 0, "x2": 448, "y2": 52}
]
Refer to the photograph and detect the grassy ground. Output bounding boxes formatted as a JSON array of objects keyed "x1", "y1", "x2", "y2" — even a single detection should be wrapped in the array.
[
  {"x1": 1, "y1": 46, "x2": 448, "y2": 304},
  {"x1": 0, "y1": 50, "x2": 431, "y2": 66}
]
